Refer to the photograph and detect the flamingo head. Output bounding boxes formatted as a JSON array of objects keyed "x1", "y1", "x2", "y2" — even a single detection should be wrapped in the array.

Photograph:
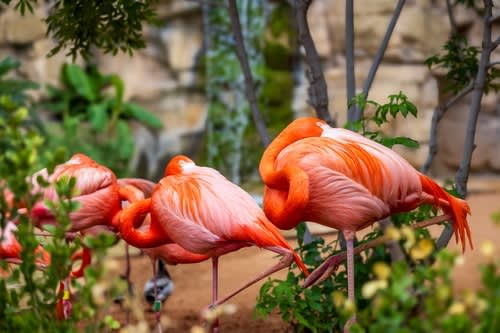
[
  {"x1": 164, "y1": 155, "x2": 196, "y2": 176},
  {"x1": 284, "y1": 117, "x2": 327, "y2": 140}
]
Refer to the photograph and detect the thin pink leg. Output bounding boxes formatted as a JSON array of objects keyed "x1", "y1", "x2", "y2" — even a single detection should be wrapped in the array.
[
  {"x1": 211, "y1": 256, "x2": 219, "y2": 333},
  {"x1": 152, "y1": 259, "x2": 163, "y2": 333},
  {"x1": 344, "y1": 231, "x2": 356, "y2": 333}
]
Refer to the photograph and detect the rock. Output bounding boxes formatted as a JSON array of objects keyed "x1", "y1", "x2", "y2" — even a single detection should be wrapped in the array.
[
  {"x1": 98, "y1": 51, "x2": 177, "y2": 101},
  {"x1": 308, "y1": 0, "x2": 333, "y2": 58},
  {"x1": 0, "y1": 7, "x2": 46, "y2": 45},
  {"x1": 20, "y1": 39, "x2": 83, "y2": 96},
  {"x1": 354, "y1": 0, "x2": 397, "y2": 15},
  {"x1": 160, "y1": 19, "x2": 202, "y2": 71},
  {"x1": 154, "y1": 0, "x2": 200, "y2": 20}
]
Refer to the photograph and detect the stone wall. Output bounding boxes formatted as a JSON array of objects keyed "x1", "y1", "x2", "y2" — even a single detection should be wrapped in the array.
[{"x1": 1, "y1": 1, "x2": 499, "y2": 181}]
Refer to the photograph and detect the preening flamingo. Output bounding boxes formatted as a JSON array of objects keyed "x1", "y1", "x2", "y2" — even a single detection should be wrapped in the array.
[
  {"x1": 118, "y1": 155, "x2": 309, "y2": 323},
  {"x1": 30, "y1": 153, "x2": 154, "y2": 233},
  {"x1": 259, "y1": 117, "x2": 472, "y2": 330}
]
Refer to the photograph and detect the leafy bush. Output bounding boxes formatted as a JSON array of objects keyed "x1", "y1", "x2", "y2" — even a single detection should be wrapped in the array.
[{"x1": 37, "y1": 62, "x2": 162, "y2": 177}]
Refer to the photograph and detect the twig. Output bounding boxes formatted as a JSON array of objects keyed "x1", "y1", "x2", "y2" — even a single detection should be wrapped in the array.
[
  {"x1": 488, "y1": 61, "x2": 500, "y2": 68},
  {"x1": 489, "y1": 13, "x2": 500, "y2": 25},
  {"x1": 353, "y1": 0, "x2": 406, "y2": 122},
  {"x1": 492, "y1": 36, "x2": 500, "y2": 50},
  {"x1": 345, "y1": 0, "x2": 356, "y2": 122},
  {"x1": 291, "y1": 0, "x2": 335, "y2": 126},
  {"x1": 303, "y1": 215, "x2": 451, "y2": 287},
  {"x1": 421, "y1": 81, "x2": 474, "y2": 174},
  {"x1": 226, "y1": 0, "x2": 271, "y2": 147}
]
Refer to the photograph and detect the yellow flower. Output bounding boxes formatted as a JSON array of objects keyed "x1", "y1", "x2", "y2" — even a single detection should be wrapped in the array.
[
  {"x1": 401, "y1": 225, "x2": 416, "y2": 249},
  {"x1": 462, "y1": 289, "x2": 477, "y2": 307},
  {"x1": 448, "y1": 302, "x2": 466, "y2": 315},
  {"x1": 410, "y1": 239, "x2": 434, "y2": 260},
  {"x1": 385, "y1": 226, "x2": 401, "y2": 241},
  {"x1": 480, "y1": 240, "x2": 494, "y2": 257},
  {"x1": 454, "y1": 255, "x2": 465, "y2": 267},
  {"x1": 343, "y1": 299, "x2": 356, "y2": 314},
  {"x1": 220, "y1": 303, "x2": 237, "y2": 315},
  {"x1": 373, "y1": 262, "x2": 391, "y2": 280},
  {"x1": 475, "y1": 299, "x2": 488, "y2": 315},
  {"x1": 332, "y1": 291, "x2": 345, "y2": 308},
  {"x1": 436, "y1": 285, "x2": 451, "y2": 302},
  {"x1": 361, "y1": 280, "x2": 388, "y2": 299}
]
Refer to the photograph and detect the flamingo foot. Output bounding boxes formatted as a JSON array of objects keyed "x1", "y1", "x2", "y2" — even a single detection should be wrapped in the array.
[{"x1": 343, "y1": 315, "x2": 356, "y2": 333}]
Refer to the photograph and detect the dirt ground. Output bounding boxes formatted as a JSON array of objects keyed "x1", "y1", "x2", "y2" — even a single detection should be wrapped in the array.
[{"x1": 110, "y1": 192, "x2": 500, "y2": 332}]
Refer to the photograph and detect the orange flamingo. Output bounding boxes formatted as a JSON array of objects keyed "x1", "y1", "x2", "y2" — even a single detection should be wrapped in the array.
[
  {"x1": 118, "y1": 155, "x2": 309, "y2": 318},
  {"x1": 259, "y1": 117, "x2": 472, "y2": 330}
]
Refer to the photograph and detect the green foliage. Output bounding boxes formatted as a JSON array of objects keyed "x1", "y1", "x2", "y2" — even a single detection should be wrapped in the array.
[
  {"x1": 347, "y1": 92, "x2": 420, "y2": 149},
  {"x1": 0, "y1": 77, "x2": 118, "y2": 331},
  {"x1": 38, "y1": 63, "x2": 161, "y2": 177},
  {"x1": 348, "y1": 250, "x2": 500, "y2": 333},
  {"x1": 1, "y1": 0, "x2": 158, "y2": 59},
  {"x1": 425, "y1": 34, "x2": 479, "y2": 93}
]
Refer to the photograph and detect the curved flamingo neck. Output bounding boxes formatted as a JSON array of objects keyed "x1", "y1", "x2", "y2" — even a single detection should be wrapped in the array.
[
  {"x1": 118, "y1": 199, "x2": 171, "y2": 248},
  {"x1": 259, "y1": 118, "x2": 324, "y2": 187}
]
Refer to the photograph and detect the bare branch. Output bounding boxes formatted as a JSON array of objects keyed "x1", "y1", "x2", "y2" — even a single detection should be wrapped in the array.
[
  {"x1": 489, "y1": 13, "x2": 500, "y2": 25},
  {"x1": 455, "y1": 0, "x2": 495, "y2": 198},
  {"x1": 304, "y1": 214, "x2": 452, "y2": 287},
  {"x1": 492, "y1": 36, "x2": 500, "y2": 50},
  {"x1": 488, "y1": 61, "x2": 500, "y2": 68},
  {"x1": 292, "y1": 0, "x2": 335, "y2": 126},
  {"x1": 226, "y1": 0, "x2": 271, "y2": 147},
  {"x1": 421, "y1": 81, "x2": 474, "y2": 174},
  {"x1": 345, "y1": 0, "x2": 356, "y2": 122},
  {"x1": 446, "y1": 0, "x2": 458, "y2": 35},
  {"x1": 434, "y1": 0, "x2": 496, "y2": 249},
  {"x1": 354, "y1": 0, "x2": 406, "y2": 122}
]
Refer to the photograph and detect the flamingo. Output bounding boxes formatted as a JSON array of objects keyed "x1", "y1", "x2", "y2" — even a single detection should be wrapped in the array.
[
  {"x1": 259, "y1": 117, "x2": 472, "y2": 331},
  {"x1": 118, "y1": 155, "x2": 309, "y2": 330},
  {"x1": 117, "y1": 182, "x2": 209, "y2": 327}
]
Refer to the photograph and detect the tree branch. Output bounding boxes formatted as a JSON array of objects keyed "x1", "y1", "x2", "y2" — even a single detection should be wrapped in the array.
[
  {"x1": 345, "y1": 0, "x2": 356, "y2": 122},
  {"x1": 354, "y1": 0, "x2": 406, "y2": 122},
  {"x1": 446, "y1": 0, "x2": 458, "y2": 35},
  {"x1": 492, "y1": 36, "x2": 500, "y2": 50},
  {"x1": 303, "y1": 214, "x2": 452, "y2": 287},
  {"x1": 292, "y1": 0, "x2": 335, "y2": 126},
  {"x1": 489, "y1": 13, "x2": 500, "y2": 25},
  {"x1": 227, "y1": 0, "x2": 271, "y2": 147},
  {"x1": 435, "y1": 0, "x2": 495, "y2": 249},
  {"x1": 455, "y1": 0, "x2": 494, "y2": 198},
  {"x1": 488, "y1": 61, "x2": 500, "y2": 68},
  {"x1": 421, "y1": 81, "x2": 474, "y2": 174}
]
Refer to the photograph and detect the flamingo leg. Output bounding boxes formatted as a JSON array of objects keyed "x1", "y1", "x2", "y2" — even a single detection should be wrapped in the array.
[
  {"x1": 211, "y1": 256, "x2": 219, "y2": 333},
  {"x1": 344, "y1": 231, "x2": 356, "y2": 333},
  {"x1": 152, "y1": 258, "x2": 163, "y2": 333},
  {"x1": 212, "y1": 251, "x2": 294, "y2": 307}
]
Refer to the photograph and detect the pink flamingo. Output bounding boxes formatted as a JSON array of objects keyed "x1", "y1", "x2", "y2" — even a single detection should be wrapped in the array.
[
  {"x1": 259, "y1": 117, "x2": 472, "y2": 331},
  {"x1": 118, "y1": 155, "x2": 309, "y2": 330}
]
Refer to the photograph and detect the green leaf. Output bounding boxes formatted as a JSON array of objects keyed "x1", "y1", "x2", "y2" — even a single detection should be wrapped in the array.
[
  {"x1": 88, "y1": 103, "x2": 109, "y2": 131},
  {"x1": 116, "y1": 120, "x2": 134, "y2": 159},
  {"x1": 124, "y1": 103, "x2": 162, "y2": 129},
  {"x1": 64, "y1": 64, "x2": 96, "y2": 101},
  {"x1": 0, "y1": 57, "x2": 20, "y2": 77}
]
